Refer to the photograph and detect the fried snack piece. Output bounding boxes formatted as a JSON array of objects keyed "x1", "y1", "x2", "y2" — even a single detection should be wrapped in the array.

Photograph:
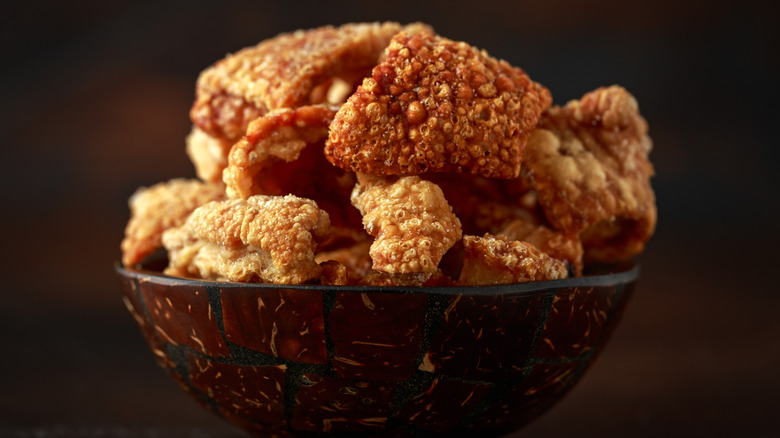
[
  {"x1": 227, "y1": 136, "x2": 361, "y2": 233},
  {"x1": 425, "y1": 172, "x2": 539, "y2": 235},
  {"x1": 458, "y1": 234, "x2": 569, "y2": 286},
  {"x1": 120, "y1": 178, "x2": 226, "y2": 267},
  {"x1": 357, "y1": 270, "x2": 398, "y2": 286},
  {"x1": 319, "y1": 260, "x2": 350, "y2": 285},
  {"x1": 578, "y1": 216, "x2": 655, "y2": 263},
  {"x1": 223, "y1": 104, "x2": 338, "y2": 199},
  {"x1": 185, "y1": 126, "x2": 233, "y2": 183},
  {"x1": 524, "y1": 85, "x2": 656, "y2": 262},
  {"x1": 315, "y1": 238, "x2": 373, "y2": 281},
  {"x1": 162, "y1": 195, "x2": 330, "y2": 284},
  {"x1": 470, "y1": 200, "x2": 538, "y2": 235},
  {"x1": 190, "y1": 22, "x2": 409, "y2": 143},
  {"x1": 351, "y1": 174, "x2": 462, "y2": 285},
  {"x1": 430, "y1": 171, "x2": 582, "y2": 272},
  {"x1": 498, "y1": 219, "x2": 584, "y2": 275},
  {"x1": 325, "y1": 30, "x2": 551, "y2": 179},
  {"x1": 221, "y1": 103, "x2": 361, "y2": 238}
]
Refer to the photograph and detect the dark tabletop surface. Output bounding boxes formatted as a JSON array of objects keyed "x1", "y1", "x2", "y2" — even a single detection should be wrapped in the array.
[{"x1": 1, "y1": 1, "x2": 778, "y2": 436}]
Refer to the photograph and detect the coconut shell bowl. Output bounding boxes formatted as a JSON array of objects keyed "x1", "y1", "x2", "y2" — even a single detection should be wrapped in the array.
[{"x1": 115, "y1": 260, "x2": 638, "y2": 437}]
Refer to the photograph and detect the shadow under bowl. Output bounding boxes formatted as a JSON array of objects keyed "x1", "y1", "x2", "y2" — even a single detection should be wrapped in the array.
[{"x1": 115, "y1": 261, "x2": 639, "y2": 437}]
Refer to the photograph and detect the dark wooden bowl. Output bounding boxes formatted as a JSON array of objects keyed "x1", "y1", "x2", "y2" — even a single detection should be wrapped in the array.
[{"x1": 115, "y1": 260, "x2": 638, "y2": 437}]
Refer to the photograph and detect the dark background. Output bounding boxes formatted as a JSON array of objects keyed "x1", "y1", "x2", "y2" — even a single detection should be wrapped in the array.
[{"x1": 1, "y1": 0, "x2": 778, "y2": 436}]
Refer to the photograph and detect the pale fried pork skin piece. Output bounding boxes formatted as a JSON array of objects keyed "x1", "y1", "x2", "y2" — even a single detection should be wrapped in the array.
[
  {"x1": 458, "y1": 234, "x2": 569, "y2": 286},
  {"x1": 222, "y1": 104, "x2": 338, "y2": 199},
  {"x1": 498, "y1": 219, "x2": 584, "y2": 275},
  {"x1": 325, "y1": 30, "x2": 551, "y2": 179},
  {"x1": 523, "y1": 85, "x2": 656, "y2": 262},
  {"x1": 162, "y1": 195, "x2": 330, "y2": 284},
  {"x1": 121, "y1": 178, "x2": 226, "y2": 267},
  {"x1": 222, "y1": 104, "x2": 362, "y2": 238},
  {"x1": 350, "y1": 174, "x2": 462, "y2": 285},
  {"x1": 185, "y1": 126, "x2": 233, "y2": 183}
]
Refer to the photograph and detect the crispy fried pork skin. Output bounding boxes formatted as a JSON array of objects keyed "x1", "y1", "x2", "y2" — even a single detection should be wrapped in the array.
[
  {"x1": 524, "y1": 85, "x2": 656, "y2": 262},
  {"x1": 350, "y1": 174, "x2": 462, "y2": 285},
  {"x1": 185, "y1": 126, "x2": 234, "y2": 183},
  {"x1": 222, "y1": 104, "x2": 338, "y2": 199},
  {"x1": 325, "y1": 30, "x2": 551, "y2": 178},
  {"x1": 498, "y1": 219, "x2": 584, "y2": 275},
  {"x1": 162, "y1": 195, "x2": 330, "y2": 284},
  {"x1": 121, "y1": 179, "x2": 226, "y2": 266},
  {"x1": 190, "y1": 22, "x2": 412, "y2": 143},
  {"x1": 458, "y1": 234, "x2": 569, "y2": 285}
]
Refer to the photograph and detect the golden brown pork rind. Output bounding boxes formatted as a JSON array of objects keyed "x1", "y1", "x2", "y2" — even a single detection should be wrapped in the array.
[
  {"x1": 190, "y1": 22, "x2": 409, "y2": 143},
  {"x1": 185, "y1": 126, "x2": 233, "y2": 183},
  {"x1": 458, "y1": 234, "x2": 569, "y2": 286},
  {"x1": 220, "y1": 103, "x2": 363, "y2": 240},
  {"x1": 425, "y1": 172, "x2": 540, "y2": 236},
  {"x1": 223, "y1": 105, "x2": 365, "y2": 249},
  {"x1": 498, "y1": 219, "x2": 583, "y2": 275},
  {"x1": 222, "y1": 104, "x2": 338, "y2": 199},
  {"x1": 120, "y1": 178, "x2": 226, "y2": 267},
  {"x1": 325, "y1": 30, "x2": 551, "y2": 179},
  {"x1": 162, "y1": 195, "x2": 330, "y2": 284},
  {"x1": 319, "y1": 260, "x2": 350, "y2": 285},
  {"x1": 523, "y1": 85, "x2": 656, "y2": 262},
  {"x1": 314, "y1": 238, "x2": 373, "y2": 282},
  {"x1": 351, "y1": 174, "x2": 462, "y2": 285}
]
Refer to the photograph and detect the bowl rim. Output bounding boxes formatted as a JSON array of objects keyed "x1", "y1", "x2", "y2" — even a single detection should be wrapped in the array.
[{"x1": 115, "y1": 260, "x2": 639, "y2": 296}]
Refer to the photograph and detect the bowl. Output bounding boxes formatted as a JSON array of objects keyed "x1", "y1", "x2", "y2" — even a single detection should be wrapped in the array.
[{"x1": 115, "y1": 260, "x2": 638, "y2": 437}]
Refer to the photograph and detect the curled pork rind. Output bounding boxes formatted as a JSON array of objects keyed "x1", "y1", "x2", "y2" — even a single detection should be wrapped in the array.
[
  {"x1": 190, "y1": 22, "x2": 409, "y2": 143},
  {"x1": 221, "y1": 103, "x2": 361, "y2": 238},
  {"x1": 458, "y1": 234, "x2": 569, "y2": 286},
  {"x1": 325, "y1": 30, "x2": 551, "y2": 178},
  {"x1": 524, "y1": 85, "x2": 656, "y2": 262},
  {"x1": 120, "y1": 178, "x2": 226, "y2": 267},
  {"x1": 351, "y1": 174, "x2": 462, "y2": 285},
  {"x1": 162, "y1": 195, "x2": 331, "y2": 284},
  {"x1": 222, "y1": 104, "x2": 338, "y2": 199}
]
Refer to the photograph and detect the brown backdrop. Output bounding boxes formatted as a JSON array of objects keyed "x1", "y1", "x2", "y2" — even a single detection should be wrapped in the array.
[{"x1": 1, "y1": 0, "x2": 778, "y2": 436}]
